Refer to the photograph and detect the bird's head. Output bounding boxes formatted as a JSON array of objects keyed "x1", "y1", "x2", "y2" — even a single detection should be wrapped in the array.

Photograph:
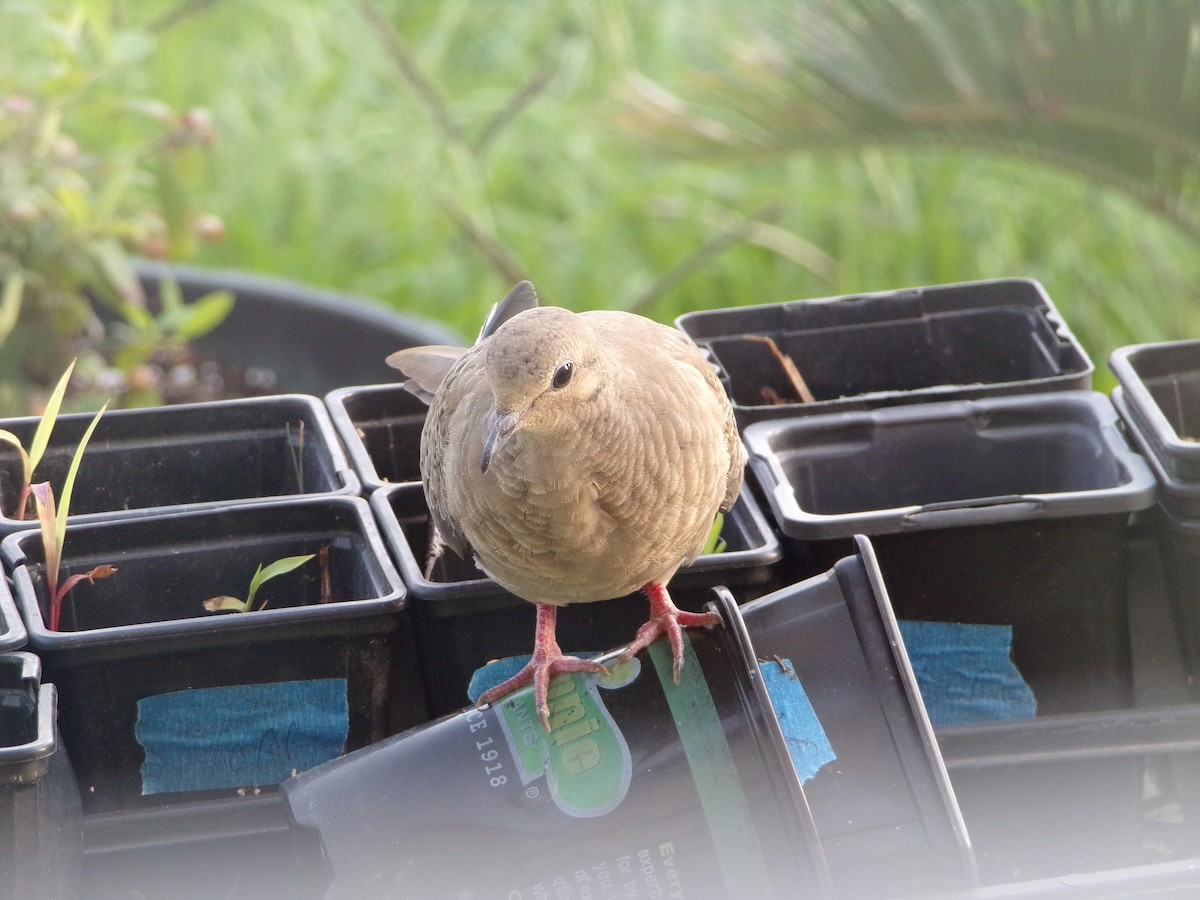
[{"x1": 480, "y1": 306, "x2": 603, "y2": 473}]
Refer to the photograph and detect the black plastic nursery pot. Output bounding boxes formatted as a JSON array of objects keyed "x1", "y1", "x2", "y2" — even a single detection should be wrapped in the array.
[
  {"x1": 1151, "y1": 506, "x2": 1200, "y2": 691},
  {"x1": 80, "y1": 794, "x2": 326, "y2": 900},
  {"x1": 0, "y1": 393, "x2": 359, "y2": 535},
  {"x1": 0, "y1": 574, "x2": 26, "y2": 651},
  {"x1": 675, "y1": 278, "x2": 1093, "y2": 427},
  {"x1": 371, "y1": 481, "x2": 784, "y2": 716},
  {"x1": 279, "y1": 587, "x2": 832, "y2": 899},
  {"x1": 0, "y1": 651, "x2": 82, "y2": 900},
  {"x1": 1110, "y1": 339, "x2": 1200, "y2": 483},
  {"x1": 133, "y1": 261, "x2": 461, "y2": 397},
  {"x1": 738, "y1": 536, "x2": 975, "y2": 898},
  {"x1": 925, "y1": 535, "x2": 1198, "y2": 886},
  {"x1": 1113, "y1": 385, "x2": 1200, "y2": 521},
  {"x1": 743, "y1": 391, "x2": 1156, "y2": 718},
  {"x1": 1, "y1": 496, "x2": 419, "y2": 814},
  {"x1": 325, "y1": 383, "x2": 429, "y2": 492}
]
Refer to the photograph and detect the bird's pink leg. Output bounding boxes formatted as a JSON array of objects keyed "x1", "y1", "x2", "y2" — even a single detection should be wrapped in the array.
[
  {"x1": 476, "y1": 603, "x2": 608, "y2": 732},
  {"x1": 617, "y1": 582, "x2": 722, "y2": 682}
]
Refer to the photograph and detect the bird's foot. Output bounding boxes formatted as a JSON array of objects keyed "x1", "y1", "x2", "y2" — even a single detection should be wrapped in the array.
[
  {"x1": 475, "y1": 605, "x2": 608, "y2": 732},
  {"x1": 616, "y1": 582, "x2": 722, "y2": 683}
]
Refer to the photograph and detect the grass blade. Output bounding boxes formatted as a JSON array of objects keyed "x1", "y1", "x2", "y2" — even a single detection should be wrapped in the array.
[
  {"x1": 28, "y1": 360, "x2": 77, "y2": 478},
  {"x1": 55, "y1": 402, "x2": 107, "y2": 558}
]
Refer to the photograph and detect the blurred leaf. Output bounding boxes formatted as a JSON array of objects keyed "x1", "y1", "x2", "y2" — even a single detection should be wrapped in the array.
[
  {"x1": 173, "y1": 289, "x2": 234, "y2": 341},
  {"x1": 0, "y1": 273, "x2": 25, "y2": 347},
  {"x1": 155, "y1": 157, "x2": 192, "y2": 253},
  {"x1": 616, "y1": 0, "x2": 1200, "y2": 240}
]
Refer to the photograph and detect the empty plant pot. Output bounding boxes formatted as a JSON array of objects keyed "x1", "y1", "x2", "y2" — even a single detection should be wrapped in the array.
[
  {"x1": 676, "y1": 278, "x2": 1092, "y2": 427},
  {"x1": 738, "y1": 535, "x2": 976, "y2": 898},
  {"x1": 2, "y1": 496, "x2": 419, "y2": 813},
  {"x1": 0, "y1": 394, "x2": 359, "y2": 535},
  {"x1": 743, "y1": 392, "x2": 1156, "y2": 717},
  {"x1": 1110, "y1": 339, "x2": 1200, "y2": 482},
  {"x1": 370, "y1": 481, "x2": 784, "y2": 716},
  {"x1": 325, "y1": 383, "x2": 428, "y2": 492},
  {"x1": 0, "y1": 576, "x2": 26, "y2": 652}
]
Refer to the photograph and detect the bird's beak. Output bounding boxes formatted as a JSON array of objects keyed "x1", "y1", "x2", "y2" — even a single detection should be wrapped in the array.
[{"x1": 481, "y1": 408, "x2": 523, "y2": 473}]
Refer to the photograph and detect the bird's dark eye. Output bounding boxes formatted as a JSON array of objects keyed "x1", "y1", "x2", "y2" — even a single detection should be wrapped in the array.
[{"x1": 552, "y1": 361, "x2": 573, "y2": 389}]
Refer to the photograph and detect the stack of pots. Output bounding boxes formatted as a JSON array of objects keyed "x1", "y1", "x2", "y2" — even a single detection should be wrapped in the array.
[
  {"x1": 1112, "y1": 342, "x2": 1200, "y2": 691},
  {"x1": 675, "y1": 278, "x2": 1200, "y2": 889}
]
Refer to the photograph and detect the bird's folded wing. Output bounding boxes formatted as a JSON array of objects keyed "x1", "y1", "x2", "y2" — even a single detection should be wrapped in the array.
[{"x1": 386, "y1": 345, "x2": 467, "y2": 405}]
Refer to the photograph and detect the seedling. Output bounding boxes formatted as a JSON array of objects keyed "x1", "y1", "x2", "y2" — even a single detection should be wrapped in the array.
[
  {"x1": 203, "y1": 554, "x2": 317, "y2": 614},
  {"x1": 0, "y1": 360, "x2": 79, "y2": 520},
  {"x1": 27, "y1": 399, "x2": 114, "y2": 632}
]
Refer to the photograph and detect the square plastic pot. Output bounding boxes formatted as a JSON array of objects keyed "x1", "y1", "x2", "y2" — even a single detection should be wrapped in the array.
[
  {"x1": 743, "y1": 392, "x2": 1157, "y2": 717},
  {"x1": 738, "y1": 535, "x2": 976, "y2": 898},
  {"x1": 0, "y1": 576, "x2": 26, "y2": 652},
  {"x1": 0, "y1": 651, "x2": 82, "y2": 900},
  {"x1": 2, "y1": 496, "x2": 420, "y2": 813},
  {"x1": 1152, "y1": 505, "x2": 1200, "y2": 690},
  {"x1": 1113, "y1": 385, "x2": 1200, "y2": 520},
  {"x1": 371, "y1": 482, "x2": 784, "y2": 716},
  {"x1": 925, "y1": 533, "x2": 1196, "y2": 885},
  {"x1": 1110, "y1": 339, "x2": 1200, "y2": 482},
  {"x1": 80, "y1": 793, "x2": 325, "y2": 900},
  {"x1": 325, "y1": 383, "x2": 428, "y2": 493},
  {"x1": 0, "y1": 394, "x2": 359, "y2": 536},
  {"x1": 676, "y1": 278, "x2": 1093, "y2": 427}
]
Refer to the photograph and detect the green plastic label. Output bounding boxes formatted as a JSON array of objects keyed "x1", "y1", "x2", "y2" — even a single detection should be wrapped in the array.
[{"x1": 496, "y1": 659, "x2": 639, "y2": 818}]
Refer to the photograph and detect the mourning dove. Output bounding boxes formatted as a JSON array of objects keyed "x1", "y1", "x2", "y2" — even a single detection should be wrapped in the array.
[{"x1": 387, "y1": 282, "x2": 745, "y2": 730}]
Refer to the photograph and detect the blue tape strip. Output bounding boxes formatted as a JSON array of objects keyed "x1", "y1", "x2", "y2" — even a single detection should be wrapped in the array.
[
  {"x1": 758, "y1": 659, "x2": 836, "y2": 783},
  {"x1": 136, "y1": 679, "x2": 349, "y2": 795},
  {"x1": 898, "y1": 620, "x2": 1037, "y2": 727}
]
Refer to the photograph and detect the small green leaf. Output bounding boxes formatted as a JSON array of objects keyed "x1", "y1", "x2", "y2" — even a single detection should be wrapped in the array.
[
  {"x1": 203, "y1": 596, "x2": 250, "y2": 614},
  {"x1": 245, "y1": 554, "x2": 315, "y2": 612}
]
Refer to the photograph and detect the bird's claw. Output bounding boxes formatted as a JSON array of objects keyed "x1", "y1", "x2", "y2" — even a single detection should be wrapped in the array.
[
  {"x1": 476, "y1": 653, "x2": 608, "y2": 732},
  {"x1": 617, "y1": 600, "x2": 722, "y2": 684}
]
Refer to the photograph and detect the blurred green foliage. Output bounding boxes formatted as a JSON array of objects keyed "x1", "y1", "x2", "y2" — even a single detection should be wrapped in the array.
[
  {"x1": 0, "y1": 0, "x2": 229, "y2": 413},
  {"x1": 16, "y1": 0, "x2": 1200, "y2": 390}
]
